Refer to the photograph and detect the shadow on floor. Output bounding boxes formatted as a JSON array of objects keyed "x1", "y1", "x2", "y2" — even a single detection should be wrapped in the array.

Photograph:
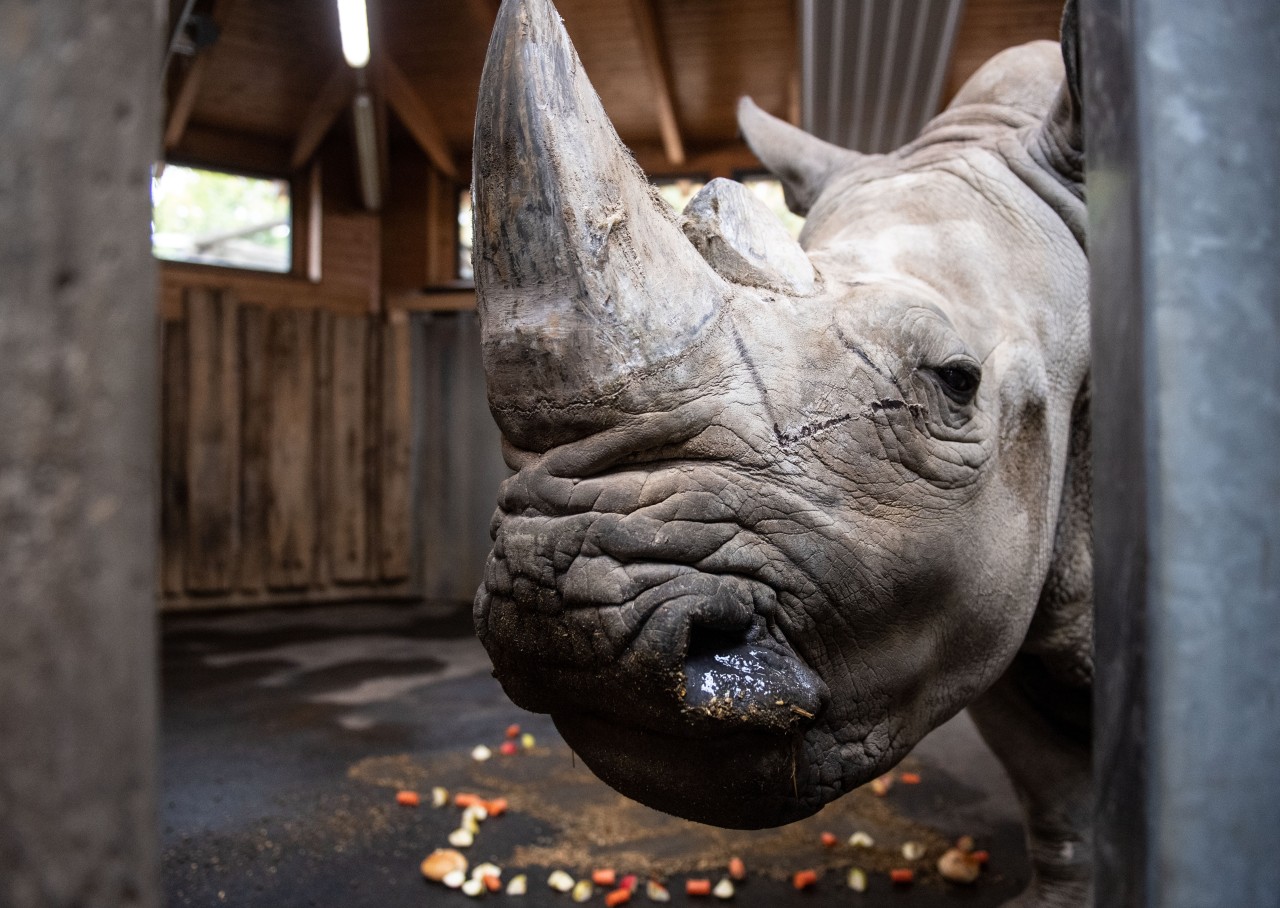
[{"x1": 161, "y1": 601, "x2": 1029, "y2": 907}]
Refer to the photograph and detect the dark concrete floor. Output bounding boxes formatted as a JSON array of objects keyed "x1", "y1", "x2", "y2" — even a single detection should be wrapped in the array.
[{"x1": 161, "y1": 601, "x2": 1031, "y2": 907}]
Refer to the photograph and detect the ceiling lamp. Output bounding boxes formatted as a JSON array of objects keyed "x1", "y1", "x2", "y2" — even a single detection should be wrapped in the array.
[{"x1": 336, "y1": 0, "x2": 371, "y2": 69}]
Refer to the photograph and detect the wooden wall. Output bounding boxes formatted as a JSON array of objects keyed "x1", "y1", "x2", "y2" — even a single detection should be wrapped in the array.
[{"x1": 160, "y1": 287, "x2": 416, "y2": 609}]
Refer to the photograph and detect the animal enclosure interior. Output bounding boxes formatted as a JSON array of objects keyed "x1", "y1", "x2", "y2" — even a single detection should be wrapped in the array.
[{"x1": 155, "y1": 0, "x2": 1067, "y2": 904}]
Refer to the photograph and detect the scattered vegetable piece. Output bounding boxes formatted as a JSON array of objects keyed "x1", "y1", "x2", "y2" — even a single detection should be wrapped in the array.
[
  {"x1": 620, "y1": 874, "x2": 638, "y2": 892},
  {"x1": 421, "y1": 849, "x2": 468, "y2": 882},
  {"x1": 848, "y1": 831, "x2": 875, "y2": 848},
  {"x1": 870, "y1": 775, "x2": 893, "y2": 796},
  {"x1": 712, "y1": 878, "x2": 735, "y2": 899},
  {"x1": 484, "y1": 797, "x2": 509, "y2": 817},
  {"x1": 506, "y1": 874, "x2": 528, "y2": 895},
  {"x1": 728, "y1": 857, "x2": 746, "y2": 881},
  {"x1": 448, "y1": 828, "x2": 474, "y2": 848},
  {"x1": 506, "y1": 723, "x2": 521, "y2": 739},
  {"x1": 461, "y1": 813, "x2": 481, "y2": 835},
  {"x1": 606, "y1": 888, "x2": 633, "y2": 907},
  {"x1": 454, "y1": 792, "x2": 483, "y2": 808},
  {"x1": 431, "y1": 786, "x2": 449, "y2": 808},
  {"x1": 464, "y1": 803, "x2": 489, "y2": 821},
  {"x1": 520, "y1": 733, "x2": 537, "y2": 750},
  {"x1": 548, "y1": 870, "x2": 575, "y2": 892},
  {"x1": 442, "y1": 869, "x2": 467, "y2": 889},
  {"x1": 572, "y1": 879, "x2": 595, "y2": 902},
  {"x1": 461, "y1": 876, "x2": 485, "y2": 897},
  {"x1": 847, "y1": 868, "x2": 867, "y2": 892},
  {"x1": 645, "y1": 880, "x2": 671, "y2": 903},
  {"x1": 500, "y1": 740, "x2": 519, "y2": 756},
  {"x1": 937, "y1": 848, "x2": 982, "y2": 884},
  {"x1": 900, "y1": 772, "x2": 922, "y2": 784},
  {"x1": 889, "y1": 868, "x2": 915, "y2": 885},
  {"x1": 593, "y1": 869, "x2": 618, "y2": 887},
  {"x1": 792, "y1": 869, "x2": 817, "y2": 891},
  {"x1": 484, "y1": 874, "x2": 502, "y2": 893},
  {"x1": 971, "y1": 851, "x2": 990, "y2": 865},
  {"x1": 472, "y1": 863, "x2": 501, "y2": 881},
  {"x1": 686, "y1": 879, "x2": 712, "y2": 896},
  {"x1": 820, "y1": 831, "x2": 839, "y2": 848},
  {"x1": 471, "y1": 744, "x2": 492, "y2": 762},
  {"x1": 955, "y1": 835, "x2": 976, "y2": 853},
  {"x1": 901, "y1": 841, "x2": 926, "y2": 861},
  {"x1": 395, "y1": 790, "x2": 420, "y2": 807}
]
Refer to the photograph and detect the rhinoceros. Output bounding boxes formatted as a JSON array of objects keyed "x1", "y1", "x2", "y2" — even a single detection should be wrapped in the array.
[{"x1": 471, "y1": 0, "x2": 1091, "y2": 904}]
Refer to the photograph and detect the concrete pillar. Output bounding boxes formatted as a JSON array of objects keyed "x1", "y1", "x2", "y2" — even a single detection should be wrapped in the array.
[
  {"x1": 0, "y1": 1, "x2": 161, "y2": 906},
  {"x1": 1083, "y1": 0, "x2": 1280, "y2": 905}
]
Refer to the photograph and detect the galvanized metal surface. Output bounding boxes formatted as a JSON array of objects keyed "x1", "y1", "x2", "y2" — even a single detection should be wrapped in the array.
[
  {"x1": 1085, "y1": 0, "x2": 1280, "y2": 904},
  {"x1": 0, "y1": 1, "x2": 161, "y2": 906},
  {"x1": 802, "y1": 0, "x2": 965, "y2": 152}
]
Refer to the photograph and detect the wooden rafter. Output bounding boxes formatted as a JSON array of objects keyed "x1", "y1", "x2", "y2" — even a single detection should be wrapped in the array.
[
  {"x1": 290, "y1": 64, "x2": 356, "y2": 170},
  {"x1": 381, "y1": 58, "x2": 460, "y2": 181},
  {"x1": 162, "y1": 0, "x2": 235, "y2": 156},
  {"x1": 626, "y1": 0, "x2": 685, "y2": 166}
]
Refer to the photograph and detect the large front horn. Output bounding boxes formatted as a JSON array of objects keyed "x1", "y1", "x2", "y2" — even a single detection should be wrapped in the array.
[{"x1": 472, "y1": 0, "x2": 726, "y2": 450}]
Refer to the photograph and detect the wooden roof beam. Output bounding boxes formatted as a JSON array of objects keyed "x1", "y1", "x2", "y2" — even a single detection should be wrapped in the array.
[
  {"x1": 381, "y1": 59, "x2": 460, "y2": 181},
  {"x1": 627, "y1": 0, "x2": 685, "y2": 166},
  {"x1": 290, "y1": 64, "x2": 356, "y2": 170},
  {"x1": 162, "y1": 0, "x2": 236, "y2": 157}
]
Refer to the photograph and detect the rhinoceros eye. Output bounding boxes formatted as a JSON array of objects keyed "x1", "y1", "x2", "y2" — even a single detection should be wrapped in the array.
[{"x1": 931, "y1": 363, "x2": 981, "y2": 404}]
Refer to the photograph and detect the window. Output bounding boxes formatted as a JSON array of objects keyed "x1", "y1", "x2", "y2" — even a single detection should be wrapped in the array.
[
  {"x1": 151, "y1": 165, "x2": 292, "y2": 273},
  {"x1": 458, "y1": 189, "x2": 474, "y2": 282}
]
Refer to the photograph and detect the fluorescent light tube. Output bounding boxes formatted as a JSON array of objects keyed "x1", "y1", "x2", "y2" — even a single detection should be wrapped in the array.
[{"x1": 337, "y1": 0, "x2": 371, "y2": 69}]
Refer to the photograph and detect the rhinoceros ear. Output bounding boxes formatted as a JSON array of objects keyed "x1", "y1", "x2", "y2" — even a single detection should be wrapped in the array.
[
  {"x1": 737, "y1": 97, "x2": 862, "y2": 216},
  {"x1": 679, "y1": 178, "x2": 817, "y2": 295},
  {"x1": 1031, "y1": 0, "x2": 1084, "y2": 183}
]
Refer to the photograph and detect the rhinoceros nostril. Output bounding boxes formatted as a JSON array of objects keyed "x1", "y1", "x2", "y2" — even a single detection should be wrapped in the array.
[{"x1": 681, "y1": 618, "x2": 828, "y2": 732}]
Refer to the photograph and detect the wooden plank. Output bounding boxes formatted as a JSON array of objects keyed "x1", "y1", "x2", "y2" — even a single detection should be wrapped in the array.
[
  {"x1": 329, "y1": 315, "x2": 371, "y2": 583},
  {"x1": 184, "y1": 286, "x2": 240, "y2": 593},
  {"x1": 378, "y1": 314, "x2": 413, "y2": 581},
  {"x1": 237, "y1": 305, "x2": 269, "y2": 593},
  {"x1": 266, "y1": 308, "x2": 316, "y2": 590},
  {"x1": 290, "y1": 65, "x2": 355, "y2": 170},
  {"x1": 386, "y1": 289, "x2": 477, "y2": 312},
  {"x1": 312, "y1": 309, "x2": 334, "y2": 587},
  {"x1": 160, "y1": 318, "x2": 189, "y2": 596},
  {"x1": 381, "y1": 57, "x2": 460, "y2": 180},
  {"x1": 626, "y1": 0, "x2": 685, "y2": 165}
]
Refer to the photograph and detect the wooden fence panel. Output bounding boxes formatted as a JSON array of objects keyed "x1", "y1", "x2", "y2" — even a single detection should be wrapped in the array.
[
  {"x1": 238, "y1": 305, "x2": 269, "y2": 593},
  {"x1": 159, "y1": 319, "x2": 188, "y2": 596},
  {"x1": 378, "y1": 314, "x2": 413, "y2": 581},
  {"x1": 266, "y1": 308, "x2": 317, "y2": 590},
  {"x1": 329, "y1": 314, "x2": 370, "y2": 583},
  {"x1": 184, "y1": 287, "x2": 239, "y2": 593}
]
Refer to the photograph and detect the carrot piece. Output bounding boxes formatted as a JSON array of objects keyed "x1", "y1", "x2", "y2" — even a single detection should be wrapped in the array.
[
  {"x1": 592, "y1": 869, "x2": 617, "y2": 887},
  {"x1": 890, "y1": 868, "x2": 915, "y2": 884},
  {"x1": 686, "y1": 878, "x2": 712, "y2": 896},
  {"x1": 820, "y1": 831, "x2": 838, "y2": 847},
  {"x1": 483, "y1": 797, "x2": 508, "y2": 817},
  {"x1": 900, "y1": 772, "x2": 922, "y2": 784},
  {"x1": 792, "y1": 869, "x2": 818, "y2": 890},
  {"x1": 454, "y1": 792, "x2": 482, "y2": 808},
  {"x1": 395, "y1": 790, "x2": 420, "y2": 807},
  {"x1": 499, "y1": 740, "x2": 519, "y2": 756},
  {"x1": 605, "y1": 888, "x2": 632, "y2": 907},
  {"x1": 970, "y1": 850, "x2": 990, "y2": 865},
  {"x1": 483, "y1": 874, "x2": 502, "y2": 892},
  {"x1": 506, "y1": 723, "x2": 521, "y2": 739},
  {"x1": 728, "y1": 857, "x2": 746, "y2": 880}
]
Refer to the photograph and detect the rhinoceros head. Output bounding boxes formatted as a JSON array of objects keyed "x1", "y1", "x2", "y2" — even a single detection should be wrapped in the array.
[{"x1": 472, "y1": 0, "x2": 1087, "y2": 827}]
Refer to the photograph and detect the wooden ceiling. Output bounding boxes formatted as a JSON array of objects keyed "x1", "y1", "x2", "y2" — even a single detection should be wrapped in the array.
[{"x1": 163, "y1": 0, "x2": 1063, "y2": 182}]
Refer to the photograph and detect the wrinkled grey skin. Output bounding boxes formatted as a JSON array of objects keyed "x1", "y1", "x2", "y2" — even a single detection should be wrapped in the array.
[{"x1": 471, "y1": 1, "x2": 1091, "y2": 905}]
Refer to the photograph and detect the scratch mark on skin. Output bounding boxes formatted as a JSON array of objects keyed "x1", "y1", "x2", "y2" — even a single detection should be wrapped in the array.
[
  {"x1": 730, "y1": 322, "x2": 784, "y2": 432},
  {"x1": 774, "y1": 414, "x2": 854, "y2": 446},
  {"x1": 833, "y1": 324, "x2": 906, "y2": 396}
]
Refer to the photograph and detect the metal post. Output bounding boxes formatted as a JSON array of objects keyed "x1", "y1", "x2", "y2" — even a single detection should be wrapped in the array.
[
  {"x1": 0, "y1": 1, "x2": 161, "y2": 906},
  {"x1": 1084, "y1": 1, "x2": 1280, "y2": 905}
]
